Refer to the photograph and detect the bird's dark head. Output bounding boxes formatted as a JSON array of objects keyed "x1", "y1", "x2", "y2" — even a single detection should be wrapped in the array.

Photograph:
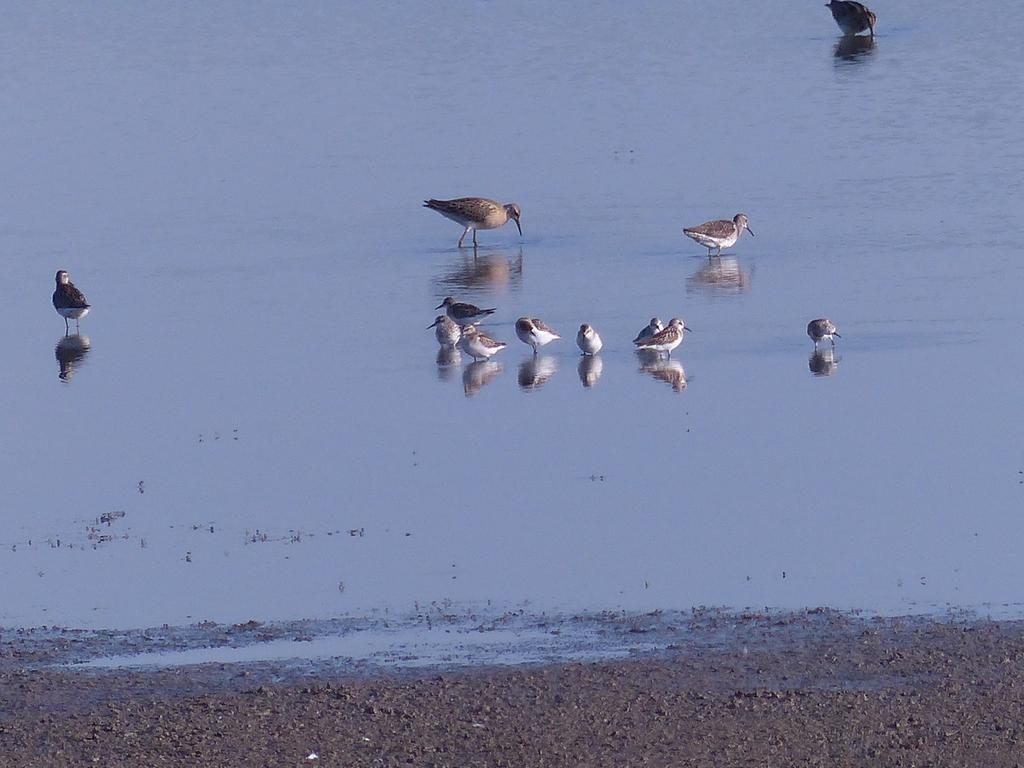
[{"x1": 55, "y1": 270, "x2": 69, "y2": 285}]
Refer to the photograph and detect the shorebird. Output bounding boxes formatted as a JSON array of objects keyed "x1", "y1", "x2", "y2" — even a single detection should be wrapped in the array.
[
  {"x1": 427, "y1": 315, "x2": 461, "y2": 346},
  {"x1": 52, "y1": 270, "x2": 91, "y2": 333},
  {"x1": 515, "y1": 317, "x2": 561, "y2": 354},
  {"x1": 436, "y1": 297, "x2": 496, "y2": 324},
  {"x1": 683, "y1": 214, "x2": 755, "y2": 257},
  {"x1": 633, "y1": 318, "x2": 689, "y2": 357},
  {"x1": 807, "y1": 318, "x2": 841, "y2": 348},
  {"x1": 423, "y1": 197, "x2": 522, "y2": 248},
  {"x1": 633, "y1": 318, "x2": 663, "y2": 344},
  {"x1": 458, "y1": 324, "x2": 507, "y2": 362},
  {"x1": 576, "y1": 324, "x2": 603, "y2": 356},
  {"x1": 825, "y1": 0, "x2": 876, "y2": 36}
]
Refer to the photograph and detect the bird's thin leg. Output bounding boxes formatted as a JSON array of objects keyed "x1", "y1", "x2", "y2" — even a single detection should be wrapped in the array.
[
  {"x1": 830, "y1": 337, "x2": 836, "y2": 347},
  {"x1": 64, "y1": 317, "x2": 70, "y2": 334},
  {"x1": 473, "y1": 229, "x2": 478, "y2": 247},
  {"x1": 458, "y1": 228, "x2": 468, "y2": 248}
]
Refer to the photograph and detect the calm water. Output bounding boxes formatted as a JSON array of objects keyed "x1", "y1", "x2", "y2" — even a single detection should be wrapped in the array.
[{"x1": 2, "y1": 2, "x2": 1022, "y2": 629}]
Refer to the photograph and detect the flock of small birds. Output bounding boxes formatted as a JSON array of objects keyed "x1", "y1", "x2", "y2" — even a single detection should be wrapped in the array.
[
  {"x1": 414, "y1": 5, "x2": 875, "y2": 376},
  {"x1": 52, "y1": 3, "x2": 873, "y2": 381}
]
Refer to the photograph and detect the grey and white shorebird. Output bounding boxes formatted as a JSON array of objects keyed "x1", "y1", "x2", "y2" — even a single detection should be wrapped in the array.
[
  {"x1": 683, "y1": 214, "x2": 755, "y2": 257},
  {"x1": 427, "y1": 314, "x2": 462, "y2": 346},
  {"x1": 576, "y1": 324, "x2": 603, "y2": 355},
  {"x1": 436, "y1": 296, "x2": 496, "y2": 324},
  {"x1": 825, "y1": 0, "x2": 876, "y2": 36},
  {"x1": 52, "y1": 270, "x2": 91, "y2": 333},
  {"x1": 807, "y1": 318, "x2": 841, "y2": 348},
  {"x1": 458, "y1": 324, "x2": 507, "y2": 362},
  {"x1": 633, "y1": 317, "x2": 689, "y2": 357},
  {"x1": 515, "y1": 317, "x2": 561, "y2": 354},
  {"x1": 633, "y1": 317, "x2": 663, "y2": 344},
  {"x1": 423, "y1": 197, "x2": 522, "y2": 248}
]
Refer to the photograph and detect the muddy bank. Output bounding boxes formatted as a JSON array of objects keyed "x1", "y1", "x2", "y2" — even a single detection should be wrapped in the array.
[{"x1": 1, "y1": 610, "x2": 1023, "y2": 766}]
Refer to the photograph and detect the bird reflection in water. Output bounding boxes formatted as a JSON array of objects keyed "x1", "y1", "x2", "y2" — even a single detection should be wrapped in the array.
[
  {"x1": 686, "y1": 256, "x2": 751, "y2": 297},
  {"x1": 463, "y1": 361, "x2": 503, "y2": 397},
  {"x1": 55, "y1": 334, "x2": 91, "y2": 382},
  {"x1": 578, "y1": 354, "x2": 603, "y2": 388},
  {"x1": 433, "y1": 247, "x2": 524, "y2": 296},
  {"x1": 834, "y1": 34, "x2": 876, "y2": 62},
  {"x1": 435, "y1": 344, "x2": 462, "y2": 382},
  {"x1": 518, "y1": 355, "x2": 558, "y2": 391},
  {"x1": 809, "y1": 348, "x2": 840, "y2": 377},
  {"x1": 637, "y1": 349, "x2": 687, "y2": 392}
]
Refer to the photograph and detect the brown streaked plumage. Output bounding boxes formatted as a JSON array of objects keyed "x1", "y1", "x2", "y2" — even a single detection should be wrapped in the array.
[
  {"x1": 427, "y1": 314, "x2": 461, "y2": 346},
  {"x1": 633, "y1": 317, "x2": 689, "y2": 357},
  {"x1": 683, "y1": 214, "x2": 754, "y2": 257},
  {"x1": 52, "y1": 270, "x2": 91, "y2": 333},
  {"x1": 436, "y1": 296, "x2": 496, "y2": 323},
  {"x1": 825, "y1": 0, "x2": 876, "y2": 36},
  {"x1": 515, "y1": 317, "x2": 561, "y2": 354},
  {"x1": 423, "y1": 197, "x2": 522, "y2": 247},
  {"x1": 633, "y1": 317, "x2": 663, "y2": 344},
  {"x1": 807, "y1": 318, "x2": 841, "y2": 348},
  {"x1": 458, "y1": 324, "x2": 507, "y2": 362}
]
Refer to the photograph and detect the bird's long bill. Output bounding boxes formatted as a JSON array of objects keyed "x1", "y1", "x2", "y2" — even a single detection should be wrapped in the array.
[
  {"x1": 833, "y1": 332, "x2": 842, "y2": 338},
  {"x1": 426, "y1": 320, "x2": 439, "y2": 329},
  {"x1": 684, "y1": 327, "x2": 695, "y2": 333},
  {"x1": 434, "y1": 301, "x2": 445, "y2": 310},
  {"x1": 514, "y1": 219, "x2": 523, "y2": 237},
  {"x1": 746, "y1": 227, "x2": 756, "y2": 237}
]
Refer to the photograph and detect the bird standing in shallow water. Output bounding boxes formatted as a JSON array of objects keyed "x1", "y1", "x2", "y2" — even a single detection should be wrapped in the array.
[
  {"x1": 633, "y1": 318, "x2": 689, "y2": 357},
  {"x1": 458, "y1": 325, "x2": 507, "y2": 362},
  {"x1": 825, "y1": 0, "x2": 876, "y2": 36},
  {"x1": 52, "y1": 270, "x2": 91, "y2": 333},
  {"x1": 423, "y1": 197, "x2": 522, "y2": 248},
  {"x1": 576, "y1": 324, "x2": 603, "y2": 356},
  {"x1": 683, "y1": 214, "x2": 755, "y2": 257},
  {"x1": 436, "y1": 297, "x2": 496, "y2": 324},
  {"x1": 515, "y1": 317, "x2": 561, "y2": 354},
  {"x1": 427, "y1": 315, "x2": 461, "y2": 346},
  {"x1": 807, "y1": 318, "x2": 841, "y2": 348},
  {"x1": 633, "y1": 318, "x2": 663, "y2": 344}
]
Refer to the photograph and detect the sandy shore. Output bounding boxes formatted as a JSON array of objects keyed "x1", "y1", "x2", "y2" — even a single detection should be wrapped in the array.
[{"x1": 2, "y1": 611, "x2": 1023, "y2": 766}]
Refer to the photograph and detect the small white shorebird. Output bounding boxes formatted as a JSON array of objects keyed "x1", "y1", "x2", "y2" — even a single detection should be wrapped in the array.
[
  {"x1": 427, "y1": 315, "x2": 461, "y2": 346},
  {"x1": 633, "y1": 317, "x2": 689, "y2": 357},
  {"x1": 458, "y1": 324, "x2": 507, "y2": 362},
  {"x1": 436, "y1": 296, "x2": 496, "y2": 324},
  {"x1": 633, "y1": 317, "x2": 663, "y2": 344},
  {"x1": 423, "y1": 197, "x2": 522, "y2": 248},
  {"x1": 683, "y1": 214, "x2": 755, "y2": 257},
  {"x1": 807, "y1": 318, "x2": 841, "y2": 348},
  {"x1": 576, "y1": 324, "x2": 603, "y2": 355},
  {"x1": 52, "y1": 270, "x2": 91, "y2": 333},
  {"x1": 515, "y1": 317, "x2": 561, "y2": 354},
  {"x1": 825, "y1": 0, "x2": 876, "y2": 36}
]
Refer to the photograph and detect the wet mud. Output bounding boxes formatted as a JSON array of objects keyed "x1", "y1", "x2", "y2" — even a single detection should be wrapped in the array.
[{"x1": 2, "y1": 609, "x2": 1023, "y2": 766}]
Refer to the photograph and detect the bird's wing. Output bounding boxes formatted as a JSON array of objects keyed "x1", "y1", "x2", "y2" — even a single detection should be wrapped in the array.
[{"x1": 684, "y1": 219, "x2": 734, "y2": 238}]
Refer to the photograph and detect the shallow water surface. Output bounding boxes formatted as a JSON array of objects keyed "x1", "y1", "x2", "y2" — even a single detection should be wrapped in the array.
[{"x1": 1, "y1": 1, "x2": 1022, "y2": 629}]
